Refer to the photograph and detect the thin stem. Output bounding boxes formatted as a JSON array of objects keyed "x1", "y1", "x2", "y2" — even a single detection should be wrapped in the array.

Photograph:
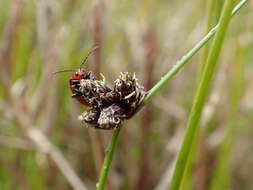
[
  {"x1": 143, "y1": 0, "x2": 247, "y2": 105},
  {"x1": 198, "y1": 0, "x2": 218, "y2": 75},
  {"x1": 95, "y1": 1, "x2": 247, "y2": 189},
  {"x1": 169, "y1": 0, "x2": 236, "y2": 189},
  {"x1": 180, "y1": 0, "x2": 218, "y2": 189},
  {"x1": 96, "y1": 126, "x2": 121, "y2": 190}
]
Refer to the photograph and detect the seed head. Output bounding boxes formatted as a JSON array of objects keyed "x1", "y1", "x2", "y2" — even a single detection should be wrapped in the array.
[{"x1": 78, "y1": 72, "x2": 146, "y2": 129}]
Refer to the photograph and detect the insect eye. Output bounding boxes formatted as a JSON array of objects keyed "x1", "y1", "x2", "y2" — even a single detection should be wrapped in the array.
[{"x1": 75, "y1": 73, "x2": 79, "y2": 77}]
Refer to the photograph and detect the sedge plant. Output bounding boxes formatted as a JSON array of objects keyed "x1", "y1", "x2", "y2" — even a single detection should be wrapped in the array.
[
  {"x1": 179, "y1": 0, "x2": 219, "y2": 188},
  {"x1": 96, "y1": 1, "x2": 248, "y2": 189},
  {"x1": 169, "y1": 0, "x2": 239, "y2": 189}
]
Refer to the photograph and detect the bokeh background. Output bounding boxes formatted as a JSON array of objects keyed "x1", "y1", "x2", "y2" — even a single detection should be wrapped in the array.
[{"x1": 0, "y1": 0, "x2": 252, "y2": 189}]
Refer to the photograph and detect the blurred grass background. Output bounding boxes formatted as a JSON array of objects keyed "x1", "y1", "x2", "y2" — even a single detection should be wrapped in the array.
[{"x1": 0, "y1": 0, "x2": 252, "y2": 189}]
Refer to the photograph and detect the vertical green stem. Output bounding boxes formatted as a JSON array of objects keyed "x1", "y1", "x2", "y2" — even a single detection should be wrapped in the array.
[
  {"x1": 180, "y1": 1, "x2": 218, "y2": 189},
  {"x1": 179, "y1": 132, "x2": 199, "y2": 190},
  {"x1": 96, "y1": 126, "x2": 121, "y2": 190},
  {"x1": 169, "y1": 0, "x2": 236, "y2": 189},
  {"x1": 143, "y1": 0, "x2": 247, "y2": 105},
  {"x1": 95, "y1": 1, "x2": 247, "y2": 189},
  {"x1": 199, "y1": 0, "x2": 218, "y2": 74}
]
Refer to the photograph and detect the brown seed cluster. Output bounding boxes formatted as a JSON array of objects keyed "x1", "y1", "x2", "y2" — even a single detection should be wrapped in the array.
[{"x1": 78, "y1": 72, "x2": 146, "y2": 129}]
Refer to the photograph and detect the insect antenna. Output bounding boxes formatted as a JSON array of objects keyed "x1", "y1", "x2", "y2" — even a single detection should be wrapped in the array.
[
  {"x1": 80, "y1": 45, "x2": 99, "y2": 68},
  {"x1": 52, "y1": 46, "x2": 99, "y2": 77},
  {"x1": 52, "y1": 69, "x2": 74, "y2": 76}
]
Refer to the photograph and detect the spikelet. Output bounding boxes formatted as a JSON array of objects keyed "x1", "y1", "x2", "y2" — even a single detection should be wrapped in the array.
[{"x1": 78, "y1": 72, "x2": 146, "y2": 129}]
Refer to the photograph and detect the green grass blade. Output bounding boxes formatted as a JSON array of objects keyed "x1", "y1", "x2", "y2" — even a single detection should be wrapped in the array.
[
  {"x1": 95, "y1": 1, "x2": 247, "y2": 189},
  {"x1": 180, "y1": 1, "x2": 219, "y2": 189},
  {"x1": 198, "y1": 0, "x2": 218, "y2": 75},
  {"x1": 169, "y1": 0, "x2": 237, "y2": 189},
  {"x1": 96, "y1": 126, "x2": 121, "y2": 190},
  {"x1": 143, "y1": 0, "x2": 247, "y2": 105}
]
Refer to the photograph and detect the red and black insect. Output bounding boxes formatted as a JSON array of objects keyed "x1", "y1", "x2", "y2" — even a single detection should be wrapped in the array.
[
  {"x1": 54, "y1": 46, "x2": 146, "y2": 130},
  {"x1": 54, "y1": 46, "x2": 99, "y2": 107},
  {"x1": 69, "y1": 69, "x2": 93, "y2": 106}
]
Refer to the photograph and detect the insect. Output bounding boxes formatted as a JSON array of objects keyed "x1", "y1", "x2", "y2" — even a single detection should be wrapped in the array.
[
  {"x1": 69, "y1": 69, "x2": 94, "y2": 106},
  {"x1": 54, "y1": 46, "x2": 146, "y2": 130},
  {"x1": 53, "y1": 46, "x2": 99, "y2": 107}
]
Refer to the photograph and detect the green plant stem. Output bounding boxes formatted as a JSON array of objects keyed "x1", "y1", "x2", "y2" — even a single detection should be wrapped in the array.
[
  {"x1": 179, "y1": 132, "x2": 199, "y2": 190},
  {"x1": 96, "y1": 1, "x2": 247, "y2": 189},
  {"x1": 198, "y1": 0, "x2": 218, "y2": 75},
  {"x1": 96, "y1": 126, "x2": 121, "y2": 190},
  {"x1": 143, "y1": 0, "x2": 247, "y2": 105},
  {"x1": 180, "y1": 0, "x2": 218, "y2": 189},
  {"x1": 169, "y1": 0, "x2": 236, "y2": 189}
]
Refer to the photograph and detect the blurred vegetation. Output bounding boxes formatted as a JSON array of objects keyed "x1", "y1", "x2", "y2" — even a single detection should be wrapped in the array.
[{"x1": 0, "y1": 0, "x2": 252, "y2": 189}]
